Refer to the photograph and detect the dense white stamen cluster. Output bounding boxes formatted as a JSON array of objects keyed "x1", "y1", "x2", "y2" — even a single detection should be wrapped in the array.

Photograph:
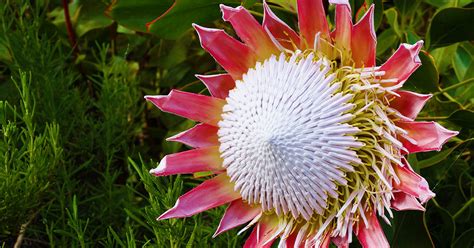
[{"x1": 218, "y1": 53, "x2": 364, "y2": 220}]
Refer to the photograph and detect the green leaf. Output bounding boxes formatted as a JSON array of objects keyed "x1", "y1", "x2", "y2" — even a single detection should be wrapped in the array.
[
  {"x1": 418, "y1": 147, "x2": 456, "y2": 169},
  {"x1": 394, "y1": 0, "x2": 421, "y2": 17},
  {"x1": 0, "y1": 42, "x2": 11, "y2": 62},
  {"x1": 460, "y1": 42, "x2": 474, "y2": 56},
  {"x1": 267, "y1": 0, "x2": 297, "y2": 12},
  {"x1": 452, "y1": 45, "x2": 472, "y2": 81},
  {"x1": 407, "y1": 153, "x2": 420, "y2": 172},
  {"x1": 192, "y1": 171, "x2": 214, "y2": 178},
  {"x1": 186, "y1": 221, "x2": 198, "y2": 248},
  {"x1": 106, "y1": 0, "x2": 174, "y2": 32},
  {"x1": 49, "y1": 0, "x2": 114, "y2": 36},
  {"x1": 376, "y1": 28, "x2": 399, "y2": 56},
  {"x1": 430, "y1": 201, "x2": 456, "y2": 246},
  {"x1": 373, "y1": 0, "x2": 384, "y2": 30},
  {"x1": 384, "y1": 8, "x2": 401, "y2": 36},
  {"x1": 453, "y1": 228, "x2": 474, "y2": 248},
  {"x1": 463, "y1": 61, "x2": 474, "y2": 81},
  {"x1": 160, "y1": 63, "x2": 193, "y2": 88},
  {"x1": 405, "y1": 30, "x2": 421, "y2": 44},
  {"x1": 428, "y1": 7, "x2": 474, "y2": 49},
  {"x1": 448, "y1": 110, "x2": 474, "y2": 129},
  {"x1": 72, "y1": 0, "x2": 114, "y2": 36},
  {"x1": 390, "y1": 211, "x2": 434, "y2": 248},
  {"x1": 242, "y1": 0, "x2": 258, "y2": 9},
  {"x1": 147, "y1": 0, "x2": 240, "y2": 40},
  {"x1": 424, "y1": 0, "x2": 473, "y2": 8},
  {"x1": 353, "y1": 0, "x2": 368, "y2": 22},
  {"x1": 404, "y1": 51, "x2": 440, "y2": 93},
  {"x1": 430, "y1": 44, "x2": 458, "y2": 74},
  {"x1": 149, "y1": 37, "x2": 192, "y2": 69},
  {"x1": 453, "y1": 78, "x2": 474, "y2": 105},
  {"x1": 418, "y1": 139, "x2": 471, "y2": 169}
]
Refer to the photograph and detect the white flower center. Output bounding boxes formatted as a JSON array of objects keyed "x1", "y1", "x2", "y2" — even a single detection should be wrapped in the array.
[{"x1": 218, "y1": 53, "x2": 363, "y2": 220}]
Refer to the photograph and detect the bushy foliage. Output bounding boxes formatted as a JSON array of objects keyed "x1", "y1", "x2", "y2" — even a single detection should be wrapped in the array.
[{"x1": 0, "y1": 0, "x2": 472, "y2": 247}]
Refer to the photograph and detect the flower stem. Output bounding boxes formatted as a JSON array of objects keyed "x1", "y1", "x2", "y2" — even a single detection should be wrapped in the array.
[
  {"x1": 453, "y1": 197, "x2": 474, "y2": 220},
  {"x1": 416, "y1": 116, "x2": 449, "y2": 121},
  {"x1": 433, "y1": 78, "x2": 474, "y2": 96},
  {"x1": 62, "y1": 0, "x2": 78, "y2": 54},
  {"x1": 248, "y1": 10, "x2": 264, "y2": 17},
  {"x1": 254, "y1": 3, "x2": 295, "y2": 14}
]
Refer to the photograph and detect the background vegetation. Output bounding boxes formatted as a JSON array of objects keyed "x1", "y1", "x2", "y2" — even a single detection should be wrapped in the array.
[{"x1": 0, "y1": 0, "x2": 472, "y2": 247}]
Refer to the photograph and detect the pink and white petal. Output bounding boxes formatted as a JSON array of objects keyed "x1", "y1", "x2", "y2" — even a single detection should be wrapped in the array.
[
  {"x1": 307, "y1": 232, "x2": 331, "y2": 248},
  {"x1": 145, "y1": 90, "x2": 225, "y2": 126},
  {"x1": 285, "y1": 228, "x2": 311, "y2": 248},
  {"x1": 380, "y1": 41, "x2": 423, "y2": 86},
  {"x1": 244, "y1": 227, "x2": 273, "y2": 248},
  {"x1": 167, "y1": 123, "x2": 219, "y2": 148},
  {"x1": 356, "y1": 212, "x2": 389, "y2": 248},
  {"x1": 243, "y1": 216, "x2": 280, "y2": 248},
  {"x1": 391, "y1": 192, "x2": 425, "y2": 211},
  {"x1": 297, "y1": 0, "x2": 330, "y2": 48},
  {"x1": 389, "y1": 90, "x2": 432, "y2": 120},
  {"x1": 214, "y1": 199, "x2": 262, "y2": 237},
  {"x1": 394, "y1": 163, "x2": 435, "y2": 204},
  {"x1": 351, "y1": 4, "x2": 376, "y2": 67},
  {"x1": 193, "y1": 24, "x2": 256, "y2": 80},
  {"x1": 158, "y1": 174, "x2": 240, "y2": 220},
  {"x1": 150, "y1": 146, "x2": 223, "y2": 177},
  {"x1": 320, "y1": 232, "x2": 332, "y2": 248},
  {"x1": 221, "y1": 5, "x2": 279, "y2": 60},
  {"x1": 263, "y1": 2, "x2": 300, "y2": 50},
  {"x1": 284, "y1": 232, "x2": 298, "y2": 248},
  {"x1": 331, "y1": 0, "x2": 352, "y2": 53},
  {"x1": 196, "y1": 74, "x2": 235, "y2": 99},
  {"x1": 332, "y1": 235, "x2": 349, "y2": 248},
  {"x1": 397, "y1": 121, "x2": 458, "y2": 153}
]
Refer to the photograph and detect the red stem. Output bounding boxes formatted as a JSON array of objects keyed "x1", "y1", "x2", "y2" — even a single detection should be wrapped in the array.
[{"x1": 62, "y1": 0, "x2": 78, "y2": 53}]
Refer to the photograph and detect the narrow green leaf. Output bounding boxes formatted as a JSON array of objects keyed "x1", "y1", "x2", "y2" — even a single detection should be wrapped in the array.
[
  {"x1": 186, "y1": 221, "x2": 198, "y2": 248},
  {"x1": 107, "y1": 227, "x2": 126, "y2": 247},
  {"x1": 418, "y1": 139, "x2": 472, "y2": 169},
  {"x1": 242, "y1": 0, "x2": 258, "y2": 9},
  {"x1": 192, "y1": 171, "x2": 214, "y2": 178},
  {"x1": 0, "y1": 42, "x2": 11, "y2": 62},
  {"x1": 267, "y1": 0, "x2": 297, "y2": 12}
]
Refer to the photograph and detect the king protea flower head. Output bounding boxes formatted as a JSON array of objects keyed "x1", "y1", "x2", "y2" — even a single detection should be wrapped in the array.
[{"x1": 145, "y1": 0, "x2": 458, "y2": 247}]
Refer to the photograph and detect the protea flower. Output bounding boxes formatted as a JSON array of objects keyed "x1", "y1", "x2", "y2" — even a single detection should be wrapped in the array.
[{"x1": 145, "y1": 0, "x2": 458, "y2": 247}]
